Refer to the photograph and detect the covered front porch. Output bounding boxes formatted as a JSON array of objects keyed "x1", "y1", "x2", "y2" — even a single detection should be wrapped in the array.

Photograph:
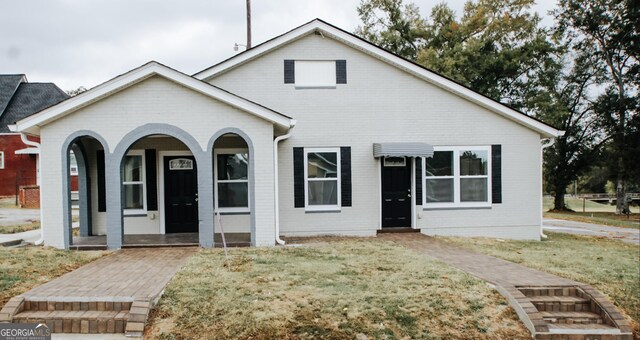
[{"x1": 70, "y1": 232, "x2": 251, "y2": 250}]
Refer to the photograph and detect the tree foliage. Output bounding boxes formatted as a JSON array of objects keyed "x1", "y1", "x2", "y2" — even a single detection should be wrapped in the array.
[
  {"x1": 555, "y1": 0, "x2": 639, "y2": 213},
  {"x1": 356, "y1": 0, "x2": 556, "y2": 110}
]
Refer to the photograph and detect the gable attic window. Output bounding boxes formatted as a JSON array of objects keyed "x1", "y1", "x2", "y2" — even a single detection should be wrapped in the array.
[{"x1": 284, "y1": 60, "x2": 347, "y2": 88}]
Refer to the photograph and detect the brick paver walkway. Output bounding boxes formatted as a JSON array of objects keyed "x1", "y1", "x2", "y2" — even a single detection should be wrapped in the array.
[
  {"x1": 22, "y1": 247, "x2": 196, "y2": 302},
  {"x1": 379, "y1": 233, "x2": 577, "y2": 287}
]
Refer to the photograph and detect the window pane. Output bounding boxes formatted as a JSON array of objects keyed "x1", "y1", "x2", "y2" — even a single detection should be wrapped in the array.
[
  {"x1": 426, "y1": 151, "x2": 453, "y2": 176},
  {"x1": 460, "y1": 150, "x2": 488, "y2": 176},
  {"x1": 123, "y1": 184, "x2": 143, "y2": 209},
  {"x1": 217, "y1": 153, "x2": 248, "y2": 180},
  {"x1": 308, "y1": 180, "x2": 338, "y2": 205},
  {"x1": 426, "y1": 178, "x2": 454, "y2": 203},
  {"x1": 460, "y1": 178, "x2": 488, "y2": 202},
  {"x1": 124, "y1": 155, "x2": 142, "y2": 182},
  {"x1": 307, "y1": 152, "x2": 338, "y2": 178},
  {"x1": 218, "y1": 182, "x2": 249, "y2": 208}
]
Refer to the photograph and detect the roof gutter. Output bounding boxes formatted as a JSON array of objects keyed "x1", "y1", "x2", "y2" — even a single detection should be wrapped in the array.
[
  {"x1": 540, "y1": 138, "x2": 556, "y2": 239},
  {"x1": 273, "y1": 124, "x2": 296, "y2": 245},
  {"x1": 18, "y1": 132, "x2": 45, "y2": 246}
]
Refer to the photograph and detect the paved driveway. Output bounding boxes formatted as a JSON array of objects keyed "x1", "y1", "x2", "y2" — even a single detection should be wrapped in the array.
[{"x1": 543, "y1": 218, "x2": 640, "y2": 245}]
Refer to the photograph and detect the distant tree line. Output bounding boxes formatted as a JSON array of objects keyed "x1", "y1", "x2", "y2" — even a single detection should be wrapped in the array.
[{"x1": 356, "y1": 0, "x2": 639, "y2": 213}]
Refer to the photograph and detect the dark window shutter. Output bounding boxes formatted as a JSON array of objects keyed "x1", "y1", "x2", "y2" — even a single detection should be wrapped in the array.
[
  {"x1": 340, "y1": 147, "x2": 352, "y2": 207},
  {"x1": 145, "y1": 149, "x2": 158, "y2": 211},
  {"x1": 97, "y1": 150, "x2": 106, "y2": 212},
  {"x1": 415, "y1": 158, "x2": 422, "y2": 206},
  {"x1": 284, "y1": 60, "x2": 295, "y2": 84},
  {"x1": 293, "y1": 147, "x2": 304, "y2": 208},
  {"x1": 336, "y1": 60, "x2": 347, "y2": 84},
  {"x1": 491, "y1": 145, "x2": 502, "y2": 204}
]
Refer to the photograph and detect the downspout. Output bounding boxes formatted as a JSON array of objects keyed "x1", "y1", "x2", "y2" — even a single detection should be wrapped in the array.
[
  {"x1": 540, "y1": 138, "x2": 556, "y2": 239},
  {"x1": 273, "y1": 124, "x2": 296, "y2": 245},
  {"x1": 19, "y1": 133, "x2": 45, "y2": 245}
]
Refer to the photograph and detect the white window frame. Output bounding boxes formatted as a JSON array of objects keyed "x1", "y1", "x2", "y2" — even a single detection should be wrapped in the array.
[
  {"x1": 295, "y1": 60, "x2": 337, "y2": 88},
  {"x1": 122, "y1": 150, "x2": 146, "y2": 215},
  {"x1": 0, "y1": 151, "x2": 4, "y2": 169},
  {"x1": 304, "y1": 147, "x2": 341, "y2": 212},
  {"x1": 214, "y1": 148, "x2": 250, "y2": 213},
  {"x1": 423, "y1": 146, "x2": 491, "y2": 209}
]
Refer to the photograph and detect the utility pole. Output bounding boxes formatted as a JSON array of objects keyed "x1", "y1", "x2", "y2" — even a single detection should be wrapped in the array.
[{"x1": 246, "y1": 0, "x2": 252, "y2": 49}]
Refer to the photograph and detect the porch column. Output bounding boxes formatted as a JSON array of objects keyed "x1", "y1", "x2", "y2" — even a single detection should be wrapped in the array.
[
  {"x1": 197, "y1": 151, "x2": 214, "y2": 248},
  {"x1": 105, "y1": 153, "x2": 123, "y2": 249}
]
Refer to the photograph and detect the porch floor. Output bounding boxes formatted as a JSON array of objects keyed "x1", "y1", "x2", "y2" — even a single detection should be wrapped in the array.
[{"x1": 71, "y1": 232, "x2": 251, "y2": 250}]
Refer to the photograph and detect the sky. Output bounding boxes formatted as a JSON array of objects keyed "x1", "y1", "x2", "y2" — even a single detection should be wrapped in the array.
[{"x1": 0, "y1": 0, "x2": 557, "y2": 91}]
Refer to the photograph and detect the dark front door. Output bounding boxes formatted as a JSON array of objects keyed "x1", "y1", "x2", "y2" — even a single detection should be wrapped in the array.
[
  {"x1": 381, "y1": 157, "x2": 412, "y2": 228},
  {"x1": 164, "y1": 156, "x2": 198, "y2": 233}
]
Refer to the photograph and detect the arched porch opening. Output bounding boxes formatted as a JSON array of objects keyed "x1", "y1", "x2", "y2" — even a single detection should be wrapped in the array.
[
  {"x1": 211, "y1": 131, "x2": 253, "y2": 247},
  {"x1": 62, "y1": 132, "x2": 109, "y2": 249}
]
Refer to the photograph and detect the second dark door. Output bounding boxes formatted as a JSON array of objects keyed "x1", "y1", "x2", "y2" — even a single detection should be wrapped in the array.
[{"x1": 381, "y1": 157, "x2": 412, "y2": 228}]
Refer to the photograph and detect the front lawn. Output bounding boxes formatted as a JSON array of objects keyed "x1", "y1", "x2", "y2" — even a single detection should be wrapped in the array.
[
  {"x1": 146, "y1": 238, "x2": 528, "y2": 339},
  {"x1": 442, "y1": 232, "x2": 640, "y2": 332},
  {"x1": 545, "y1": 211, "x2": 640, "y2": 229},
  {"x1": 0, "y1": 246, "x2": 106, "y2": 306},
  {"x1": 0, "y1": 222, "x2": 40, "y2": 234}
]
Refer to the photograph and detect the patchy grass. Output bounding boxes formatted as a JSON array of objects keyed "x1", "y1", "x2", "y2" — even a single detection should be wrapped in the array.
[
  {"x1": 545, "y1": 211, "x2": 640, "y2": 229},
  {"x1": 0, "y1": 246, "x2": 107, "y2": 306},
  {"x1": 146, "y1": 238, "x2": 529, "y2": 339},
  {"x1": 0, "y1": 222, "x2": 40, "y2": 234},
  {"x1": 0, "y1": 198, "x2": 18, "y2": 209},
  {"x1": 442, "y1": 232, "x2": 640, "y2": 332}
]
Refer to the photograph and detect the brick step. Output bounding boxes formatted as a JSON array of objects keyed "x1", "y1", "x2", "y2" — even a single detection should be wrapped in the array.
[
  {"x1": 540, "y1": 311, "x2": 603, "y2": 325},
  {"x1": 528, "y1": 296, "x2": 591, "y2": 312},
  {"x1": 377, "y1": 228, "x2": 420, "y2": 234},
  {"x1": 519, "y1": 286, "x2": 578, "y2": 297},
  {"x1": 13, "y1": 310, "x2": 128, "y2": 333},
  {"x1": 23, "y1": 300, "x2": 132, "y2": 312},
  {"x1": 547, "y1": 323, "x2": 622, "y2": 335}
]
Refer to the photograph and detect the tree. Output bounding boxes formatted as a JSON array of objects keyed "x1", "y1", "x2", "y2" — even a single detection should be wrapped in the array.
[
  {"x1": 356, "y1": 0, "x2": 556, "y2": 111},
  {"x1": 555, "y1": 0, "x2": 639, "y2": 213},
  {"x1": 534, "y1": 51, "x2": 603, "y2": 210}
]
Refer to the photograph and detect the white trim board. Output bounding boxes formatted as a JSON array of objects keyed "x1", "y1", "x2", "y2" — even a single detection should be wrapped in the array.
[
  {"x1": 12, "y1": 62, "x2": 296, "y2": 135},
  {"x1": 195, "y1": 19, "x2": 563, "y2": 138}
]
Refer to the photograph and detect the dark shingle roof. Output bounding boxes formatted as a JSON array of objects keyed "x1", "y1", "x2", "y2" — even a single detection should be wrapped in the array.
[
  {"x1": 0, "y1": 74, "x2": 26, "y2": 116},
  {"x1": 0, "y1": 82, "x2": 69, "y2": 132}
]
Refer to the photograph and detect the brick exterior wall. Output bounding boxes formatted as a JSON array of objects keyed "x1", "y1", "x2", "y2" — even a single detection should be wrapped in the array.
[
  {"x1": 19, "y1": 185, "x2": 40, "y2": 208},
  {"x1": 0, "y1": 134, "x2": 38, "y2": 197}
]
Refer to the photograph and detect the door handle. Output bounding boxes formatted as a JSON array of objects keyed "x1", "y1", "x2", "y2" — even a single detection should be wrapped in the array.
[
  {"x1": 407, "y1": 194, "x2": 411, "y2": 198},
  {"x1": 195, "y1": 198, "x2": 198, "y2": 202}
]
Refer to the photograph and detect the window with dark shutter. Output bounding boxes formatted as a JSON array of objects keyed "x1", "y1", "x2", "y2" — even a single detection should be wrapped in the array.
[
  {"x1": 145, "y1": 149, "x2": 158, "y2": 211},
  {"x1": 293, "y1": 147, "x2": 305, "y2": 207},
  {"x1": 491, "y1": 145, "x2": 502, "y2": 204},
  {"x1": 284, "y1": 60, "x2": 295, "y2": 84},
  {"x1": 97, "y1": 150, "x2": 106, "y2": 212},
  {"x1": 340, "y1": 147, "x2": 351, "y2": 207},
  {"x1": 336, "y1": 60, "x2": 347, "y2": 84}
]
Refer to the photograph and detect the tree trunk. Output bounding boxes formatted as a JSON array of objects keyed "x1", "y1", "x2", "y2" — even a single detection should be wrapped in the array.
[{"x1": 554, "y1": 190, "x2": 566, "y2": 211}]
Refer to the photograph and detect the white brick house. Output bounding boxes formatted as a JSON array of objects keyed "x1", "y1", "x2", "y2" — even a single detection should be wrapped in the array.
[{"x1": 10, "y1": 19, "x2": 562, "y2": 249}]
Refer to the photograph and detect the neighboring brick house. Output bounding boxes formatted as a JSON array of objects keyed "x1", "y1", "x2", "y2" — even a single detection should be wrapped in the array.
[
  {"x1": 11, "y1": 19, "x2": 563, "y2": 249},
  {"x1": 0, "y1": 74, "x2": 69, "y2": 203}
]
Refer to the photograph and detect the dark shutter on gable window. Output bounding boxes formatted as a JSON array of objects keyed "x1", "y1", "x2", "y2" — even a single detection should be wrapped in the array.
[
  {"x1": 293, "y1": 147, "x2": 305, "y2": 208},
  {"x1": 284, "y1": 60, "x2": 295, "y2": 84},
  {"x1": 336, "y1": 60, "x2": 347, "y2": 84},
  {"x1": 415, "y1": 158, "x2": 423, "y2": 206},
  {"x1": 340, "y1": 147, "x2": 352, "y2": 207},
  {"x1": 145, "y1": 149, "x2": 158, "y2": 211},
  {"x1": 491, "y1": 145, "x2": 502, "y2": 204},
  {"x1": 97, "y1": 150, "x2": 106, "y2": 212}
]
